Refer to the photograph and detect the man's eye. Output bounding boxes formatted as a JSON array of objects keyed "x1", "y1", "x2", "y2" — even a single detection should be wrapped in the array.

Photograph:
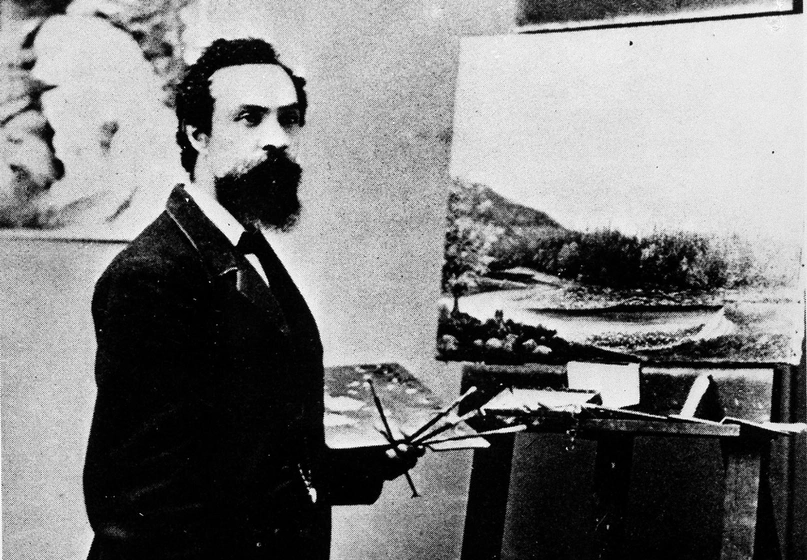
[
  {"x1": 278, "y1": 111, "x2": 301, "y2": 129},
  {"x1": 237, "y1": 112, "x2": 261, "y2": 126}
]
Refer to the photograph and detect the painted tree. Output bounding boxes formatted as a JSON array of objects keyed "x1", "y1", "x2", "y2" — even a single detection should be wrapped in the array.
[{"x1": 442, "y1": 180, "x2": 503, "y2": 313}]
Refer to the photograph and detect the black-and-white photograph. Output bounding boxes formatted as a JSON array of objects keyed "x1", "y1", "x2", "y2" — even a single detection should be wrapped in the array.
[{"x1": 2, "y1": 2, "x2": 805, "y2": 560}]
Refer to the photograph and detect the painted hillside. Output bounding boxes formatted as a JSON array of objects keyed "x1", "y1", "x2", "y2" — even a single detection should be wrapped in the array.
[{"x1": 439, "y1": 181, "x2": 803, "y2": 365}]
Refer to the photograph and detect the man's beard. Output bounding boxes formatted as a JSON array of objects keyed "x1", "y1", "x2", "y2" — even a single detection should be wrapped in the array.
[{"x1": 215, "y1": 148, "x2": 302, "y2": 231}]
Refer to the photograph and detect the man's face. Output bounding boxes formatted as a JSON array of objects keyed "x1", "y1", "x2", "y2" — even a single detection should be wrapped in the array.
[{"x1": 203, "y1": 64, "x2": 303, "y2": 230}]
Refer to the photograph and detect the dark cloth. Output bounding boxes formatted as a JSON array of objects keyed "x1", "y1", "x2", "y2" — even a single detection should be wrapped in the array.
[{"x1": 84, "y1": 185, "x2": 385, "y2": 560}]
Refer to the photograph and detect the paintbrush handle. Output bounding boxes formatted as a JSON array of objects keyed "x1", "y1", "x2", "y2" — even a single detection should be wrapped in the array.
[
  {"x1": 407, "y1": 386, "x2": 478, "y2": 442},
  {"x1": 411, "y1": 408, "x2": 481, "y2": 445},
  {"x1": 420, "y1": 424, "x2": 527, "y2": 445},
  {"x1": 367, "y1": 380, "x2": 395, "y2": 437},
  {"x1": 367, "y1": 380, "x2": 420, "y2": 498}
]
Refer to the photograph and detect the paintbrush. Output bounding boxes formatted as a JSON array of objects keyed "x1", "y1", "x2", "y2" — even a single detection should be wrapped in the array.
[
  {"x1": 410, "y1": 408, "x2": 483, "y2": 445},
  {"x1": 366, "y1": 379, "x2": 420, "y2": 498},
  {"x1": 419, "y1": 424, "x2": 528, "y2": 445},
  {"x1": 406, "y1": 386, "x2": 478, "y2": 443}
]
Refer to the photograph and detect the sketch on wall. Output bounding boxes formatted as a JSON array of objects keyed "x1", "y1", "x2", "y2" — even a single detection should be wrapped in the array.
[
  {"x1": 516, "y1": 0, "x2": 799, "y2": 30},
  {"x1": 0, "y1": 1, "x2": 192, "y2": 241},
  {"x1": 437, "y1": 17, "x2": 804, "y2": 366}
]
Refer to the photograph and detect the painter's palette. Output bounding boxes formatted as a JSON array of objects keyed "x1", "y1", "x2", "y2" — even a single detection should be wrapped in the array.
[{"x1": 324, "y1": 363, "x2": 487, "y2": 450}]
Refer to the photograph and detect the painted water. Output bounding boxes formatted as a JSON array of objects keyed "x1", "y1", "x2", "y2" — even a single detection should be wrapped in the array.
[{"x1": 446, "y1": 289, "x2": 732, "y2": 344}]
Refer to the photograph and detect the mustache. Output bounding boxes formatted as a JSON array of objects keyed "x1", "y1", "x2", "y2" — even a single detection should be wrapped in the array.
[{"x1": 235, "y1": 148, "x2": 301, "y2": 183}]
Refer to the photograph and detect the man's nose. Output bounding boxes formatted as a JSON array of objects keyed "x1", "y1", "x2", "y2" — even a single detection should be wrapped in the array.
[{"x1": 259, "y1": 117, "x2": 291, "y2": 150}]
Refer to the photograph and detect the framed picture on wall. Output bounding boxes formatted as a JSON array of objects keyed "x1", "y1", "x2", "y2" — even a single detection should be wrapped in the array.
[
  {"x1": 438, "y1": 15, "x2": 804, "y2": 366},
  {"x1": 1, "y1": 8, "x2": 188, "y2": 242},
  {"x1": 515, "y1": 0, "x2": 801, "y2": 31}
]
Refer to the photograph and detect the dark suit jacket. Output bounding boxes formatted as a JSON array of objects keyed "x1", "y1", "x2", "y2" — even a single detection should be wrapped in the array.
[{"x1": 85, "y1": 185, "x2": 385, "y2": 560}]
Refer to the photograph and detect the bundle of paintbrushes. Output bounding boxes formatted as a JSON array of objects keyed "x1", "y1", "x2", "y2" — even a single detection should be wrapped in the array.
[{"x1": 366, "y1": 380, "x2": 527, "y2": 497}]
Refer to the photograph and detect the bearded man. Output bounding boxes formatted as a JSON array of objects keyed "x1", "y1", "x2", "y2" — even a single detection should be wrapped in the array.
[{"x1": 84, "y1": 38, "x2": 420, "y2": 560}]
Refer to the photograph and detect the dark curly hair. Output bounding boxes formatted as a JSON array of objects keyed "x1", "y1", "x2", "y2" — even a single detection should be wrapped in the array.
[{"x1": 174, "y1": 38, "x2": 307, "y2": 179}]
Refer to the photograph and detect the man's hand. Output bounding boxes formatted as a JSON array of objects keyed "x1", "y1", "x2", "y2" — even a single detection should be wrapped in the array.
[{"x1": 380, "y1": 443, "x2": 425, "y2": 481}]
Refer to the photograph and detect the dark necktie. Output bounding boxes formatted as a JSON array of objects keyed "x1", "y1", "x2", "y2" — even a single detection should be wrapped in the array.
[
  {"x1": 235, "y1": 225, "x2": 316, "y2": 340},
  {"x1": 236, "y1": 227, "x2": 268, "y2": 257},
  {"x1": 236, "y1": 227, "x2": 295, "y2": 305}
]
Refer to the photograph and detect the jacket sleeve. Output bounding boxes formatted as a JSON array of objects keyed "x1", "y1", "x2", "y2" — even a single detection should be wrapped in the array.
[{"x1": 84, "y1": 254, "x2": 226, "y2": 552}]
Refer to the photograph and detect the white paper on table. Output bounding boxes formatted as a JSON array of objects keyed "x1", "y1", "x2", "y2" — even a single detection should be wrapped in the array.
[
  {"x1": 482, "y1": 388, "x2": 599, "y2": 413},
  {"x1": 566, "y1": 361, "x2": 640, "y2": 409}
]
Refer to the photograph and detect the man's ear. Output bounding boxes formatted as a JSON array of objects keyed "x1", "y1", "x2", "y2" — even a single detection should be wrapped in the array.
[{"x1": 185, "y1": 123, "x2": 209, "y2": 153}]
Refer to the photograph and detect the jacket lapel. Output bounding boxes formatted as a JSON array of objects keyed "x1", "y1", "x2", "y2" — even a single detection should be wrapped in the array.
[{"x1": 165, "y1": 185, "x2": 290, "y2": 335}]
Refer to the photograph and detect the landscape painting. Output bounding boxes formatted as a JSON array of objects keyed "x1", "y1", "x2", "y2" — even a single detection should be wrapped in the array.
[
  {"x1": 438, "y1": 18, "x2": 804, "y2": 366},
  {"x1": 516, "y1": 0, "x2": 799, "y2": 30}
]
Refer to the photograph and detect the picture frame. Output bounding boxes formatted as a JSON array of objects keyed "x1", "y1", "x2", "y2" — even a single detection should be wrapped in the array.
[
  {"x1": 0, "y1": 6, "x2": 188, "y2": 242},
  {"x1": 515, "y1": 0, "x2": 801, "y2": 32}
]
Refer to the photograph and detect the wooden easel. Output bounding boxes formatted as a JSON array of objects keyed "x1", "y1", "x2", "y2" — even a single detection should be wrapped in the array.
[
  {"x1": 461, "y1": 420, "x2": 791, "y2": 560},
  {"x1": 458, "y1": 365, "x2": 803, "y2": 560}
]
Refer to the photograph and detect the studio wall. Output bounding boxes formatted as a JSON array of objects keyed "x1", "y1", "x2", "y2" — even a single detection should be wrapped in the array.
[{"x1": 2, "y1": 2, "x2": 517, "y2": 559}]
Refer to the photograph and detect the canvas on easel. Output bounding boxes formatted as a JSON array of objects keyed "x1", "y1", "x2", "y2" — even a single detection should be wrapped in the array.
[{"x1": 437, "y1": 17, "x2": 804, "y2": 367}]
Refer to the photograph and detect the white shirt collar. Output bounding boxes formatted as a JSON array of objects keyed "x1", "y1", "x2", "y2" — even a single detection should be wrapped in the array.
[{"x1": 184, "y1": 183, "x2": 245, "y2": 247}]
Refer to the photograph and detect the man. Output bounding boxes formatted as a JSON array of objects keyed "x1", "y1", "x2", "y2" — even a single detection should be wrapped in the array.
[{"x1": 84, "y1": 38, "x2": 421, "y2": 560}]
